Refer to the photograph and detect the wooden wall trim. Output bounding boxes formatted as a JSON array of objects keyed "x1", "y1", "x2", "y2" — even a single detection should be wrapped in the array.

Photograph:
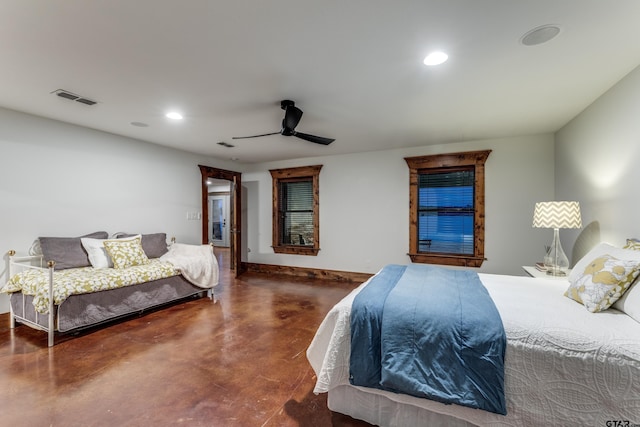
[
  {"x1": 404, "y1": 149, "x2": 491, "y2": 268},
  {"x1": 241, "y1": 262, "x2": 373, "y2": 284},
  {"x1": 269, "y1": 165, "x2": 322, "y2": 256}
]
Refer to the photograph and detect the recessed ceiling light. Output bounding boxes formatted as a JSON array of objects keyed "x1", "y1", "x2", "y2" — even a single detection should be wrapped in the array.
[
  {"x1": 165, "y1": 112, "x2": 183, "y2": 120},
  {"x1": 520, "y1": 25, "x2": 561, "y2": 46},
  {"x1": 423, "y1": 51, "x2": 448, "y2": 66}
]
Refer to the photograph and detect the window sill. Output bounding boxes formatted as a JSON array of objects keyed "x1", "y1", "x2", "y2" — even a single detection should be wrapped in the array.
[
  {"x1": 408, "y1": 253, "x2": 485, "y2": 267},
  {"x1": 273, "y1": 246, "x2": 320, "y2": 256}
]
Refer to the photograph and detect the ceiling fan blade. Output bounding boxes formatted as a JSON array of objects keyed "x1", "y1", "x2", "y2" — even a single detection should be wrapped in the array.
[
  {"x1": 232, "y1": 100, "x2": 334, "y2": 146},
  {"x1": 231, "y1": 132, "x2": 280, "y2": 140},
  {"x1": 283, "y1": 105, "x2": 303, "y2": 130},
  {"x1": 293, "y1": 131, "x2": 335, "y2": 145}
]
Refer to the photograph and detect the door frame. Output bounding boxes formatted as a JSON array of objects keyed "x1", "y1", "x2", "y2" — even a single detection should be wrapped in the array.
[{"x1": 199, "y1": 165, "x2": 243, "y2": 277}]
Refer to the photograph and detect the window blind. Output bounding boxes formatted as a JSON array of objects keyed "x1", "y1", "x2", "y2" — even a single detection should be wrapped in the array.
[
  {"x1": 417, "y1": 169, "x2": 474, "y2": 255},
  {"x1": 279, "y1": 179, "x2": 313, "y2": 246}
]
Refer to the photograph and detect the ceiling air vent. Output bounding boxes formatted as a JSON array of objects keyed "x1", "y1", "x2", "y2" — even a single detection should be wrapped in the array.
[
  {"x1": 51, "y1": 89, "x2": 97, "y2": 106},
  {"x1": 76, "y1": 97, "x2": 97, "y2": 106}
]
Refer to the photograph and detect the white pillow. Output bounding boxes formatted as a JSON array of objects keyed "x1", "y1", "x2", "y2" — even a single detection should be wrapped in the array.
[
  {"x1": 614, "y1": 281, "x2": 640, "y2": 323},
  {"x1": 81, "y1": 237, "x2": 112, "y2": 269},
  {"x1": 613, "y1": 239, "x2": 640, "y2": 323},
  {"x1": 81, "y1": 234, "x2": 141, "y2": 269}
]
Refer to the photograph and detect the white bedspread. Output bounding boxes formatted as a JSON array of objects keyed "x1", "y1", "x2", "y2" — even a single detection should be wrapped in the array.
[
  {"x1": 307, "y1": 272, "x2": 640, "y2": 426},
  {"x1": 159, "y1": 243, "x2": 219, "y2": 289}
]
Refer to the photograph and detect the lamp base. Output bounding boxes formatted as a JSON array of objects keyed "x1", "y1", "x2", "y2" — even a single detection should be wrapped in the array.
[
  {"x1": 546, "y1": 268, "x2": 567, "y2": 277},
  {"x1": 543, "y1": 228, "x2": 570, "y2": 276}
]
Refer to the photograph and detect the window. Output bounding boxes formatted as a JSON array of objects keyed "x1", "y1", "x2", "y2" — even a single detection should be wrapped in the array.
[
  {"x1": 405, "y1": 150, "x2": 491, "y2": 267},
  {"x1": 269, "y1": 165, "x2": 322, "y2": 255}
]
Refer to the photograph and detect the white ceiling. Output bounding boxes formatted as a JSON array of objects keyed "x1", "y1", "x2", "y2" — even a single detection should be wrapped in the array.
[{"x1": 2, "y1": 1, "x2": 640, "y2": 164}]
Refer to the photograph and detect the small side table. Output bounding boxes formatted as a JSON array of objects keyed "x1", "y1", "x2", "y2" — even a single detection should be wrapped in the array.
[{"x1": 522, "y1": 266, "x2": 570, "y2": 279}]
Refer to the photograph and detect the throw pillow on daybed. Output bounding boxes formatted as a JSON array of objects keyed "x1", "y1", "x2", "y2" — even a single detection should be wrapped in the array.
[
  {"x1": 81, "y1": 234, "x2": 141, "y2": 269},
  {"x1": 566, "y1": 242, "x2": 640, "y2": 314},
  {"x1": 103, "y1": 237, "x2": 150, "y2": 269},
  {"x1": 39, "y1": 231, "x2": 109, "y2": 270},
  {"x1": 116, "y1": 232, "x2": 169, "y2": 258}
]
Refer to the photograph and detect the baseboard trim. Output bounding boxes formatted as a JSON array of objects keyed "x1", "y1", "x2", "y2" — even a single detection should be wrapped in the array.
[
  {"x1": 241, "y1": 262, "x2": 373, "y2": 284},
  {"x1": 0, "y1": 312, "x2": 10, "y2": 333}
]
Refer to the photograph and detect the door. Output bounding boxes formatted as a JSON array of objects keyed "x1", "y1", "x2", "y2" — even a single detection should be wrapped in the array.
[
  {"x1": 209, "y1": 195, "x2": 230, "y2": 247},
  {"x1": 228, "y1": 178, "x2": 239, "y2": 271}
]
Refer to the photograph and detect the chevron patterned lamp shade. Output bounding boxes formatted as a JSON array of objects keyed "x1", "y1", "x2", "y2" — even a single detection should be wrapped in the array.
[
  {"x1": 532, "y1": 201, "x2": 582, "y2": 229},
  {"x1": 532, "y1": 201, "x2": 582, "y2": 276}
]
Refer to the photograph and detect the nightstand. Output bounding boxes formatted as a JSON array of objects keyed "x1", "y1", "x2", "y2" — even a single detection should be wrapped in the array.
[{"x1": 522, "y1": 266, "x2": 570, "y2": 279}]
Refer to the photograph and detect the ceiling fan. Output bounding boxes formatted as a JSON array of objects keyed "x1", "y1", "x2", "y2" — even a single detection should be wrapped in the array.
[{"x1": 232, "y1": 100, "x2": 335, "y2": 145}]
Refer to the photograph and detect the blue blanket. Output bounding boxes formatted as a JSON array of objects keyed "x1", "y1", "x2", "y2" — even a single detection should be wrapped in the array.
[{"x1": 349, "y1": 264, "x2": 507, "y2": 415}]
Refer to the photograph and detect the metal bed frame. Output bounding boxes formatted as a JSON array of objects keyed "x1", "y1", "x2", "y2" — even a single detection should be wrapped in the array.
[{"x1": 7, "y1": 250, "x2": 56, "y2": 347}]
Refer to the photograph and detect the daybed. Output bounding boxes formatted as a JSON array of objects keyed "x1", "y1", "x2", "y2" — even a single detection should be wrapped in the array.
[
  {"x1": 2, "y1": 232, "x2": 219, "y2": 347},
  {"x1": 307, "y1": 242, "x2": 640, "y2": 426}
]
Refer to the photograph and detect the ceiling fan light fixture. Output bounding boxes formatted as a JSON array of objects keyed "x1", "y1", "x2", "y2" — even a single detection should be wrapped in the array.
[{"x1": 423, "y1": 51, "x2": 448, "y2": 66}]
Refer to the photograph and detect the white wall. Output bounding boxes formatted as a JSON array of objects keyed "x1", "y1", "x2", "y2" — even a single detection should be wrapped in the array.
[
  {"x1": 555, "y1": 64, "x2": 640, "y2": 259},
  {"x1": 0, "y1": 106, "x2": 557, "y2": 315},
  {"x1": 0, "y1": 107, "x2": 235, "y2": 313},
  {"x1": 243, "y1": 134, "x2": 555, "y2": 276}
]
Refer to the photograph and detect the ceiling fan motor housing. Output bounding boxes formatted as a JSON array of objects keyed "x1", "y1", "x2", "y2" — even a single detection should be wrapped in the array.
[
  {"x1": 281, "y1": 123, "x2": 295, "y2": 136},
  {"x1": 280, "y1": 99, "x2": 295, "y2": 110}
]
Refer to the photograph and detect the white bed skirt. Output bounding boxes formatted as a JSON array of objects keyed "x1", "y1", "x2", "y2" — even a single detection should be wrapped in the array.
[{"x1": 328, "y1": 385, "x2": 476, "y2": 427}]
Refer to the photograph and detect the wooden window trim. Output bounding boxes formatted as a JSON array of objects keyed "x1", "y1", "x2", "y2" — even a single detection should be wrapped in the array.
[
  {"x1": 269, "y1": 165, "x2": 322, "y2": 256},
  {"x1": 405, "y1": 150, "x2": 491, "y2": 267}
]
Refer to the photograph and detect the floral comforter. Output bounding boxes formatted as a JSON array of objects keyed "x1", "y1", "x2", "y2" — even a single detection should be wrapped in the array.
[{"x1": 2, "y1": 259, "x2": 179, "y2": 314}]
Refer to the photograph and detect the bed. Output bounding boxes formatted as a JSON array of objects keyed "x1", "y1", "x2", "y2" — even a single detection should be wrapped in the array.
[
  {"x1": 2, "y1": 232, "x2": 219, "y2": 346},
  {"x1": 307, "y1": 242, "x2": 640, "y2": 426}
]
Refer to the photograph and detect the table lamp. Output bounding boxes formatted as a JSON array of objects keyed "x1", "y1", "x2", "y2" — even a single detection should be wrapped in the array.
[{"x1": 532, "y1": 201, "x2": 582, "y2": 276}]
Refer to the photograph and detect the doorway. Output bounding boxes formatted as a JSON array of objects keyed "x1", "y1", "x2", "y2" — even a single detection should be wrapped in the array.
[
  {"x1": 199, "y1": 165, "x2": 243, "y2": 276},
  {"x1": 209, "y1": 194, "x2": 230, "y2": 247}
]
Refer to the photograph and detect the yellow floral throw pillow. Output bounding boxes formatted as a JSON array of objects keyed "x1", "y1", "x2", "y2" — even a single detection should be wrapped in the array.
[
  {"x1": 623, "y1": 238, "x2": 640, "y2": 251},
  {"x1": 103, "y1": 237, "x2": 150, "y2": 269},
  {"x1": 565, "y1": 254, "x2": 640, "y2": 312}
]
